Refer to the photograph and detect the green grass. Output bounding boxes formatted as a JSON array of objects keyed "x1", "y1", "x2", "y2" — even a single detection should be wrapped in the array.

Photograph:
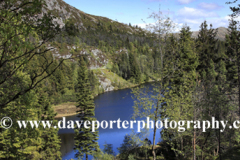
[{"x1": 93, "y1": 68, "x2": 134, "y2": 90}]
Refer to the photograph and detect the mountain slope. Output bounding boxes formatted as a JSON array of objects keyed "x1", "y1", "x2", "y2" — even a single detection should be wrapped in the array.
[
  {"x1": 43, "y1": 0, "x2": 229, "y2": 97},
  {"x1": 43, "y1": 0, "x2": 146, "y2": 35}
]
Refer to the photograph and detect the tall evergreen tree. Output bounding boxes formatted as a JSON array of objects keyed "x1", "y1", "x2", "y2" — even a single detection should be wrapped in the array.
[
  {"x1": 226, "y1": 17, "x2": 240, "y2": 114},
  {"x1": 74, "y1": 57, "x2": 100, "y2": 160},
  {"x1": 196, "y1": 21, "x2": 218, "y2": 83},
  {"x1": 195, "y1": 21, "x2": 222, "y2": 159},
  {"x1": 36, "y1": 85, "x2": 62, "y2": 160},
  {"x1": 129, "y1": 52, "x2": 141, "y2": 83},
  {"x1": 162, "y1": 26, "x2": 198, "y2": 159}
]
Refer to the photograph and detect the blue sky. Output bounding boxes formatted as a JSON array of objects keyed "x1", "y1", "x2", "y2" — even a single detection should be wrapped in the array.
[{"x1": 63, "y1": 0, "x2": 238, "y2": 31}]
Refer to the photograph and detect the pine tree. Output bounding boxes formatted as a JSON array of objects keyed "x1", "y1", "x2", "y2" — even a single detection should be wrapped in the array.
[
  {"x1": 129, "y1": 52, "x2": 141, "y2": 83},
  {"x1": 74, "y1": 57, "x2": 100, "y2": 160},
  {"x1": 103, "y1": 143, "x2": 115, "y2": 155},
  {"x1": 0, "y1": 90, "x2": 42, "y2": 160},
  {"x1": 162, "y1": 26, "x2": 198, "y2": 159},
  {"x1": 224, "y1": 16, "x2": 240, "y2": 156},
  {"x1": 195, "y1": 21, "x2": 221, "y2": 159},
  {"x1": 226, "y1": 18, "x2": 240, "y2": 113},
  {"x1": 0, "y1": 61, "x2": 62, "y2": 160},
  {"x1": 196, "y1": 20, "x2": 218, "y2": 85},
  {"x1": 36, "y1": 85, "x2": 62, "y2": 160}
]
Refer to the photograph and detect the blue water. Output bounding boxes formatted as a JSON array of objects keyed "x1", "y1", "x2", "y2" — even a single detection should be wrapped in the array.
[{"x1": 59, "y1": 82, "x2": 161, "y2": 160}]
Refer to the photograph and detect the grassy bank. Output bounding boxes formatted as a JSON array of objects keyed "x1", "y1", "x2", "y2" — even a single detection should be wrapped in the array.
[{"x1": 54, "y1": 102, "x2": 79, "y2": 118}]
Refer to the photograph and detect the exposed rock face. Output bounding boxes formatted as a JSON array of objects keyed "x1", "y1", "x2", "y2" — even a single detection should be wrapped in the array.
[
  {"x1": 43, "y1": 0, "x2": 84, "y2": 30},
  {"x1": 98, "y1": 77, "x2": 114, "y2": 92},
  {"x1": 90, "y1": 49, "x2": 108, "y2": 69},
  {"x1": 42, "y1": 0, "x2": 229, "y2": 94},
  {"x1": 50, "y1": 44, "x2": 109, "y2": 69},
  {"x1": 44, "y1": 0, "x2": 228, "y2": 40}
]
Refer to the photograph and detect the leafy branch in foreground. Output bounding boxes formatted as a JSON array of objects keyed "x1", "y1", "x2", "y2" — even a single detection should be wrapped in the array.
[{"x1": 0, "y1": 0, "x2": 66, "y2": 108}]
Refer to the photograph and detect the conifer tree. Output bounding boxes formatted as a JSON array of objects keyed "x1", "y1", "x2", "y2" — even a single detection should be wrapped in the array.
[
  {"x1": 36, "y1": 85, "x2": 62, "y2": 160},
  {"x1": 74, "y1": 57, "x2": 100, "y2": 160},
  {"x1": 129, "y1": 52, "x2": 141, "y2": 83},
  {"x1": 224, "y1": 16, "x2": 240, "y2": 156},
  {"x1": 196, "y1": 21, "x2": 218, "y2": 83},
  {"x1": 0, "y1": 90, "x2": 42, "y2": 159},
  {"x1": 162, "y1": 26, "x2": 198, "y2": 159},
  {"x1": 195, "y1": 21, "x2": 222, "y2": 159},
  {"x1": 0, "y1": 55, "x2": 62, "y2": 160},
  {"x1": 226, "y1": 17, "x2": 240, "y2": 113}
]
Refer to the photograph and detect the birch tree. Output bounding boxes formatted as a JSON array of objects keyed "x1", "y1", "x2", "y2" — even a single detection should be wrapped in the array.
[{"x1": 132, "y1": 7, "x2": 177, "y2": 160}]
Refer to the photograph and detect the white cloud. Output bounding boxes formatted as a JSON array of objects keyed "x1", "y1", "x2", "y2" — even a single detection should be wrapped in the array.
[
  {"x1": 137, "y1": 16, "x2": 231, "y2": 33},
  {"x1": 177, "y1": 0, "x2": 195, "y2": 5},
  {"x1": 198, "y1": 2, "x2": 223, "y2": 10},
  {"x1": 178, "y1": 7, "x2": 218, "y2": 18},
  {"x1": 223, "y1": 15, "x2": 240, "y2": 22},
  {"x1": 174, "y1": 16, "x2": 233, "y2": 32},
  {"x1": 135, "y1": 23, "x2": 148, "y2": 28},
  {"x1": 136, "y1": 8, "x2": 239, "y2": 33},
  {"x1": 172, "y1": 7, "x2": 231, "y2": 31}
]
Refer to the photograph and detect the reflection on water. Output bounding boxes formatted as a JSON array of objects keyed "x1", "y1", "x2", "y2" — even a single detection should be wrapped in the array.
[
  {"x1": 59, "y1": 82, "x2": 160, "y2": 160},
  {"x1": 59, "y1": 133, "x2": 75, "y2": 157}
]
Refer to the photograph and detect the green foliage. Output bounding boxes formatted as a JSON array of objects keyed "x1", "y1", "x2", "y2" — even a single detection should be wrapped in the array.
[
  {"x1": 118, "y1": 135, "x2": 138, "y2": 159},
  {"x1": 36, "y1": 85, "x2": 62, "y2": 160},
  {"x1": 0, "y1": 0, "x2": 62, "y2": 159},
  {"x1": 65, "y1": 18, "x2": 80, "y2": 36},
  {"x1": 196, "y1": 21, "x2": 218, "y2": 82},
  {"x1": 129, "y1": 52, "x2": 141, "y2": 83},
  {"x1": 0, "y1": 0, "x2": 61, "y2": 108},
  {"x1": 74, "y1": 57, "x2": 100, "y2": 159},
  {"x1": 103, "y1": 142, "x2": 115, "y2": 155},
  {"x1": 0, "y1": 85, "x2": 61, "y2": 160},
  {"x1": 1, "y1": 1, "x2": 238, "y2": 160},
  {"x1": 128, "y1": 154, "x2": 136, "y2": 160},
  {"x1": 93, "y1": 151, "x2": 115, "y2": 160},
  {"x1": 0, "y1": 90, "x2": 41, "y2": 159},
  {"x1": 225, "y1": 18, "x2": 240, "y2": 89}
]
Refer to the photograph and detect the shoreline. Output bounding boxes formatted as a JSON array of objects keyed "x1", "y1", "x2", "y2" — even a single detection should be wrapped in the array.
[{"x1": 54, "y1": 80, "x2": 157, "y2": 119}]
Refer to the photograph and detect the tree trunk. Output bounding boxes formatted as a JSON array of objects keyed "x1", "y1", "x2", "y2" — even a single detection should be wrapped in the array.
[
  {"x1": 152, "y1": 101, "x2": 159, "y2": 160},
  {"x1": 193, "y1": 129, "x2": 196, "y2": 160},
  {"x1": 86, "y1": 154, "x2": 88, "y2": 160},
  {"x1": 152, "y1": 126, "x2": 156, "y2": 160},
  {"x1": 193, "y1": 101, "x2": 196, "y2": 160},
  {"x1": 219, "y1": 128, "x2": 221, "y2": 160},
  {"x1": 181, "y1": 138, "x2": 183, "y2": 152},
  {"x1": 238, "y1": 58, "x2": 240, "y2": 116}
]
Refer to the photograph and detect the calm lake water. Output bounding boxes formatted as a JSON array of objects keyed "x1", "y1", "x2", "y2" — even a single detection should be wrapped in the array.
[{"x1": 58, "y1": 82, "x2": 161, "y2": 160}]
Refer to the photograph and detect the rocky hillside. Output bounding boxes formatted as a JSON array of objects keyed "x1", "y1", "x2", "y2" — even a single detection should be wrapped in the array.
[
  {"x1": 42, "y1": 0, "x2": 151, "y2": 93},
  {"x1": 43, "y1": 0, "x2": 145, "y2": 34},
  {"x1": 44, "y1": 0, "x2": 229, "y2": 40},
  {"x1": 43, "y1": 0, "x2": 229, "y2": 94}
]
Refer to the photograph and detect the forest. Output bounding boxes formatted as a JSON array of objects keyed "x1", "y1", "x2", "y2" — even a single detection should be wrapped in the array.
[{"x1": 0, "y1": 0, "x2": 240, "y2": 160}]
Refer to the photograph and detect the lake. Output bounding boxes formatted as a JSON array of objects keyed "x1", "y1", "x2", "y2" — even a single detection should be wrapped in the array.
[{"x1": 58, "y1": 82, "x2": 161, "y2": 160}]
